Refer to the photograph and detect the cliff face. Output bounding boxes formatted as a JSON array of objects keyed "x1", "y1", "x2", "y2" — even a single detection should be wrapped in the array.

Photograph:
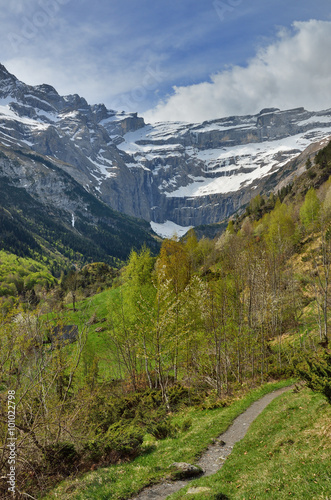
[
  {"x1": 1, "y1": 63, "x2": 331, "y2": 230},
  {"x1": 0, "y1": 141, "x2": 160, "y2": 264},
  {"x1": 117, "y1": 108, "x2": 331, "y2": 225}
]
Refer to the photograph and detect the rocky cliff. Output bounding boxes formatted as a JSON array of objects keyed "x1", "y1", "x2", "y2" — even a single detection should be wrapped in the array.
[{"x1": 1, "y1": 63, "x2": 331, "y2": 232}]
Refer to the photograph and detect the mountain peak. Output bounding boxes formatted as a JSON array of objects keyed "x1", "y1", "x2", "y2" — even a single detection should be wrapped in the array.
[
  {"x1": 1, "y1": 62, "x2": 331, "y2": 231},
  {"x1": 0, "y1": 63, "x2": 16, "y2": 78},
  {"x1": 258, "y1": 107, "x2": 280, "y2": 115},
  {"x1": 0, "y1": 63, "x2": 19, "y2": 97},
  {"x1": 34, "y1": 83, "x2": 59, "y2": 96}
]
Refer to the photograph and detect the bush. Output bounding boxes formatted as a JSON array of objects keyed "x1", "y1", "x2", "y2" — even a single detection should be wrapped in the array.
[
  {"x1": 149, "y1": 418, "x2": 176, "y2": 440},
  {"x1": 103, "y1": 421, "x2": 144, "y2": 459},
  {"x1": 267, "y1": 365, "x2": 295, "y2": 380},
  {"x1": 44, "y1": 442, "x2": 79, "y2": 472},
  {"x1": 139, "y1": 389, "x2": 163, "y2": 408},
  {"x1": 199, "y1": 390, "x2": 229, "y2": 410},
  {"x1": 296, "y1": 352, "x2": 331, "y2": 403},
  {"x1": 168, "y1": 384, "x2": 200, "y2": 409},
  {"x1": 307, "y1": 169, "x2": 316, "y2": 179},
  {"x1": 88, "y1": 396, "x2": 122, "y2": 432},
  {"x1": 82, "y1": 439, "x2": 104, "y2": 462},
  {"x1": 169, "y1": 384, "x2": 189, "y2": 406}
]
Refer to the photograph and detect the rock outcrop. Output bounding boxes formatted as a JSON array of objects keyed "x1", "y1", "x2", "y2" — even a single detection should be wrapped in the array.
[{"x1": 1, "y1": 63, "x2": 331, "y2": 230}]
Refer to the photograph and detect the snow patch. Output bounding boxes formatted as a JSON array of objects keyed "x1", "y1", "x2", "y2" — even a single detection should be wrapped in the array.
[{"x1": 151, "y1": 220, "x2": 193, "y2": 238}]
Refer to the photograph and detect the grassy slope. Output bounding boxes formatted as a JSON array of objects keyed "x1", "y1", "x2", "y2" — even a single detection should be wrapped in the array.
[
  {"x1": 42, "y1": 380, "x2": 293, "y2": 500},
  {"x1": 168, "y1": 387, "x2": 331, "y2": 499},
  {"x1": 44, "y1": 287, "x2": 120, "y2": 380}
]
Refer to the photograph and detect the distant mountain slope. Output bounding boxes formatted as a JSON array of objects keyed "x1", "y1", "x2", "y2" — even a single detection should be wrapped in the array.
[
  {"x1": 1, "y1": 63, "x2": 331, "y2": 233},
  {"x1": 0, "y1": 142, "x2": 159, "y2": 267}
]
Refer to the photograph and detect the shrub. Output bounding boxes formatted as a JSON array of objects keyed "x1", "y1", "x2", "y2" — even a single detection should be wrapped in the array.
[
  {"x1": 103, "y1": 421, "x2": 144, "y2": 459},
  {"x1": 149, "y1": 418, "x2": 176, "y2": 440},
  {"x1": 44, "y1": 442, "x2": 79, "y2": 473},
  {"x1": 168, "y1": 384, "x2": 191, "y2": 409},
  {"x1": 296, "y1": 352, "x2": 331, "y2": 403},
  {"x1": 82, "y1": 439, "x2": 104, "y2": 462}
]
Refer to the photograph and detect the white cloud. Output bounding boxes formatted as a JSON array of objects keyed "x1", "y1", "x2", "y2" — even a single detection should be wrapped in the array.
[
  {"x1": 144, "y1": 20, "x2": 331, "y2": 123},
  {"x1": 3, "y1": 51, "x2": 168, "y2": 111},
  {"x1": 2, "y1": 13, "x2": 170, "y2": 110}
]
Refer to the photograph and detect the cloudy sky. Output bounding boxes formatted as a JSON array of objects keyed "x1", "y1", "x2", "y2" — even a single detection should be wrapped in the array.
[{"x1": 1, "y1": 0, "x2": 331, "y2": 123}]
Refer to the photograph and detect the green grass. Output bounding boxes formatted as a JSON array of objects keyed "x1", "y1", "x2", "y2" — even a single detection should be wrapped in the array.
[
  {"x1": 45, "y1": 287, "x2": 118, "y2": 328},
  {"x1": 43, "y1": 287, "x2": 121, "y2": 380},
  {"x1": 42, "y1": 380, "x2": 294, "y2": 500},
  {"x1": 167, "y1": 387, "x2": 331, "y2": 499}
]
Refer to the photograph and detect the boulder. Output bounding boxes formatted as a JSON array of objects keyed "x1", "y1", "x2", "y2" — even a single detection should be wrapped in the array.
[{"x1": 168, "y1": 462, "x2": 203, "y2": 480}]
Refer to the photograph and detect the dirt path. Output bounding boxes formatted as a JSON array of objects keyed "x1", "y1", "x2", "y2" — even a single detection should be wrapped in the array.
[{"x1": 131, "y1": 386, "x2": 292, "y2": 500}]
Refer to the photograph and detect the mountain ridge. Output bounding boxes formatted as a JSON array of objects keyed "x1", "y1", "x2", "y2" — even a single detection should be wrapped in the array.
[{"x1": 1, "y1": 63, "x2": 331, "y2": 234}]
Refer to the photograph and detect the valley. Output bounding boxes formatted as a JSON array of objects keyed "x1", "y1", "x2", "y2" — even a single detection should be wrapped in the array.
[{"x1": 0, "y1": 64, "x2": 331, "y2": 499}]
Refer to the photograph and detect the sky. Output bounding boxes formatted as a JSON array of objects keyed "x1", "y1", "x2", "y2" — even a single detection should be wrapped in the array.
[{"x1": 0, "y1": 0, "x2": 331, "y2": 123}]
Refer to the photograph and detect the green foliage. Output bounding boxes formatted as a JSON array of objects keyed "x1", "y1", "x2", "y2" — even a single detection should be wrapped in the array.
[
  {"x1": 148, "y1": 418, "x2": 176, "y2": 440},
  {"x1": 168, "y1": 384, "x2": 193, "y2": 409},
  {"x1": 300, "y1": 187, "x2": 321, "y2": 230},
  {"x1": 307, "y1": 168, "x2": 316, "y2": 179},
  {"x1": 81, "y1": 387, "x2": 179, "y2": 465},
  {"x1": 265, "y1": 200, "x2": 296, "y2": 255},
  {"x1": 103, "y1": 421, "x2": 144, "y2": 459},
  {"x1": 180, "y1": 417, "x2": 192, "y2": 432},
  {"x1": 277, "y1": 183, "x2": 293, "y2": 203},
  {"x1": 305, "y1": 157, "x2": 312, "y2": 170},
  {"x1": 225, "y1": 219, "x2": 235, "y2": 234},
  {"x1": 87, "y1": 388, "x2": 178, "y2": 441},
  {"x1": 60, "y1": 262, "x2": 118, "y2": 301},
  {"x1": 0, "y1": 250, "x2": 56, "y2": 302},
  {"x1": 296, "y1": 352, "x2": 331, "y2": 403},
  {"x1": 246, "y1": 194, "x2": 264, "y2": 217},
  {"x1": 122, "y1": 246, "x2": 156, "y2": 288}
]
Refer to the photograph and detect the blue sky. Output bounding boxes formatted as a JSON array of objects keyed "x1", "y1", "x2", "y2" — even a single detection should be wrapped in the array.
[{"x1": 1, "y1": 0, "x2": 331, "y2": 122}]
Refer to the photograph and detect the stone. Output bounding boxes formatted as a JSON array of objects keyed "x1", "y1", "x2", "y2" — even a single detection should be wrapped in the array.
[{"x1": 168, "y1": 462, "x2": 203, "y2": 480}]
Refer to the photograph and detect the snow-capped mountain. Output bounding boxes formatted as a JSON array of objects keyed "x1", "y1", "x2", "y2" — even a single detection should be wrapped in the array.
[
  {"x1": 117, "y1": 108, "x2": 331, "y2": 230},
  {"x1": 0, "y1": 64, "x2": 159, "y2": 263},
  {"x1": 1, "y1": 63, "x2": 331, "y2": 234}
]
